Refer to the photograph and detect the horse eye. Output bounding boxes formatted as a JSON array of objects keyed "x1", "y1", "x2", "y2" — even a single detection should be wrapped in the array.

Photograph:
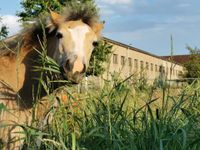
[
  {"x1": 93, "y1": 41, "x2": 99, "y2": 47},
  {"x1": 56, "y1": 32, "x2": 63, "y2": 39}
]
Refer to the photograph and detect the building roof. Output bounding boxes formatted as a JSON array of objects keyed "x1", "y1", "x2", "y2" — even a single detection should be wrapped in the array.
[
  {"x1": 103, "y1": 37, "x2": 161, "y2": 59},
  {"x1": 161, "y1": 55, "x2": 190, "y2": 64},
  {"x1": 103, "y1": 37, "x2": 187, "y2": 66}
]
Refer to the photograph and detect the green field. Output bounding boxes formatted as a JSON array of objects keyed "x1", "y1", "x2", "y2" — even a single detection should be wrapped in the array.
[{"x1": 14, "y1": 74, "x2": 199, "y2": 150}]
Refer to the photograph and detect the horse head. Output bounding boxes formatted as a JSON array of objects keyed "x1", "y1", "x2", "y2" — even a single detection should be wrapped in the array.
[{"x1": 46, "y1": 11, "x2": 103, "y2": 83}]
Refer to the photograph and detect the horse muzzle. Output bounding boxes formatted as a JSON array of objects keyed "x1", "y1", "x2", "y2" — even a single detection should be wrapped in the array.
[
  {"x1": 63, "y1": 71, "x2": 85, "y2": 84},
  {"x1": 60, "y1": 56, "x2": 86, "y2": 83}
]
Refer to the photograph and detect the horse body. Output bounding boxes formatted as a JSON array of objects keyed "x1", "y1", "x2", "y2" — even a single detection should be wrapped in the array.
[
  {"x1": 0, "y1": 54, "x2": 25, "y2": 92},
  {"x1": 0, "y1": 8, "x2": 103, "y2": 149},
  {"x1": 0, "y1": 32, "x2": 49, "y2": 150}
]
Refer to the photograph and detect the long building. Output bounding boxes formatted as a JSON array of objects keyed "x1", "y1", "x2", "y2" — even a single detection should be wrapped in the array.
[{"x1": 103, "y1": 37, "x2": 185, "y2": 82}]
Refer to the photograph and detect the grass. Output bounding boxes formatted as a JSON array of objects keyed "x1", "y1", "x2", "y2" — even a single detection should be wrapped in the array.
[{"x1": 20, "y1": 71, "x2": 200, "y2": 150}]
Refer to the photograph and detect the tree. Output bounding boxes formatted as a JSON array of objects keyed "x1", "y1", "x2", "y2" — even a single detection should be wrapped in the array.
[
  {"x1": 184, "y1": 46, "x2": 200, "y2": 81},
  {"x1": 17, "y1": 0, "x2": 96, "y2": 21},
  {"x1": 86, "y1": 41, "x2": 112, "y2": 76},
  {"x1": 0, "y1": 17, "x2": 8, "y2": 40},
  {"x1": 17, "y1": 0, "x2": 112, "y2": 76}
]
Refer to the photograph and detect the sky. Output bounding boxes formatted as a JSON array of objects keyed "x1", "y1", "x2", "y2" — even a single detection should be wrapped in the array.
[{"x1": 0, "y1": 0, "x2": 200, "y2": 56}]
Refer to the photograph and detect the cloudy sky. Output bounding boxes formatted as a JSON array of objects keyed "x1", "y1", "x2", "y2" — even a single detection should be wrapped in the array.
[{"x1": 0, "y1": 0, "x2": 200, "y2": 56}]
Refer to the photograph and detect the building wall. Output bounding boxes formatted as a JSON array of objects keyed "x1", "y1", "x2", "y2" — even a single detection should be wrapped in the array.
[{"x1": 103, "y1": 40, "x2": 184, "y2": 82}]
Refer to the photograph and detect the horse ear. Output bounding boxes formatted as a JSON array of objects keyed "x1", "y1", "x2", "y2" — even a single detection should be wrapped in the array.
[
  {"x1": 92, "y1": 21, "x2": 104, "y2": 36},
  {"x1": 50, "y1": 11, "x2": 64, "y2": 26}
]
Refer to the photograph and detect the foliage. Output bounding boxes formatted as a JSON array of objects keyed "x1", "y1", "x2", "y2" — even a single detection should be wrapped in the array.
[
  {"x1": 153, "y1": 75, "x2": 168, "y2": 89},
  {"x1": 87, "y1": 41, "x2": 113, "y2": 76},
  {"x1": 17, "y1": 0, "x2": 96, "y2": 22},
  {"x1": 135, "y1": 73, "x2": 150, "y2": 91},
  {"x1": 0, "y1": 17, "x2": 8, "y2": 40},
  {"x1": 17, "y1": 73, "x2": 200, "y2": 149},
  {"x1": 184, "y1": 46, "x2": 200, "y2": 81}
]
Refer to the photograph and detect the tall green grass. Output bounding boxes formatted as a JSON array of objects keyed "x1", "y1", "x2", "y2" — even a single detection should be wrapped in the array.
[{"x1": 21, "y1": 71, "x2": 200, "y2": 149}]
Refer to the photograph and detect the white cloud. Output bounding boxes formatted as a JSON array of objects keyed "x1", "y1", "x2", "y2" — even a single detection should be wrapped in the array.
[
  {"x1": 0, "y1": 15, "x2": 21, "y2": 36},
  {"x1": 178, "y1": 3, "x2": 190, "y2": 8},
  {"x1": 101, "y1": 0, "x2": 132, "y2": 5}
]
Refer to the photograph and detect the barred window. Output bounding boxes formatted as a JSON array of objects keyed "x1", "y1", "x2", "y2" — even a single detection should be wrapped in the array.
[
  {"x1": 159, "y1": 66, "x2": 162, "y2": 72},
  {"x1": 128, "y1": 57, "x2": 132, "y2": 66},
  {"x1": 134, "y1": 59, "x2": 138, "y2": 69},
  {"x1": 121, "y1": 56, "x2": 125, "y2": 66},
  {"x1": 155, "y1": 65, "x2": 158, "y2": 72},
  {"x1": 140, "y1": 61, "x2": 144, "y2": 69},
  {"x1": 146, "y1": 62, "x2": 149, "y2": 70},
  {"x1": 151, "y1": 63, "x2": 153, "y2": 71},
  {"x1": 113, "y1": 54, "x2": 118, "y2": 64},
  {"x1": 166, "y1": 67, "x2": 169, "y2": 75}
]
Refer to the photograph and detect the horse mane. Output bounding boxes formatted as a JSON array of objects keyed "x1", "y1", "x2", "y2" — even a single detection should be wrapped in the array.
[
  {"x1": 0, "y1": 3, "x2": 99, "y2": 57},
  {"x1": 0, "y1": 35, "x2": 24, "y2": 56},
  {"x1": 62, "y1": 2, "x2": 99, "y2": 26}
]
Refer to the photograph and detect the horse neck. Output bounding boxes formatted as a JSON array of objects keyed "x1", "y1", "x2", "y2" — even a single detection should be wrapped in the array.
[
  {"x1": 18, "y1": 35, "x2": 57, "y2": 90},
  {"x1": 23, "y1": 33, "x2": 57, "y2": 57},
  {"x1": 46, "y1": 36, "x2": 58, "y2": 58},
  {"x1": 1, "y1": 35, "x2": 44, "y2": 90},
  {"x1": 0, "y1": 34, "x2": 57, "y2": 108}
]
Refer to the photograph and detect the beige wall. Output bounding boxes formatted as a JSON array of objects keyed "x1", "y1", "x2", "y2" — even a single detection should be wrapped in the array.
[{"x1": 103, "y1": 41, "x2": 184, "y2": 82}]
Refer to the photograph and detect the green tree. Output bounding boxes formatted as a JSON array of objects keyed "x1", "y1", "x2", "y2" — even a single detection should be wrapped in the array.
[
  {"x1": 0, "y1": 17, "x2": 8, "y2": 40},
  {"x1": 87, "y1": 41, "x2": 112, "y2": 76},
  {"x1": 17, "y1": 0, "x2": 96, "y2": 21},
  {"x1": 17, "y1": 0, "x2": 112, "y2": 76},
  {"x1": 184, "y1": 46, "x2": 200, "y2": 80}
]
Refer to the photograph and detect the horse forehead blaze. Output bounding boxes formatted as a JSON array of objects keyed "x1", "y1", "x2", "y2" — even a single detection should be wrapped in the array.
[
  {"x1": 57, "y1": 21, "x2": 97, "y2": 63},
  {"x1": 59, "y1": 21, "x2": 96, "y2": 47}
]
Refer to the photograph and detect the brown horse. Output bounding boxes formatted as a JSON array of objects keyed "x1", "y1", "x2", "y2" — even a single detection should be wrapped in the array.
[{"x1": 0, "y1": 6, "x2": 103, "y2": 149}]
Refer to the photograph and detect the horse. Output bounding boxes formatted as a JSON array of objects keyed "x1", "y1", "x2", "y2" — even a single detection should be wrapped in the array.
[{"x1": 0, "y1": 6, "x2": 103, "y2": 149}]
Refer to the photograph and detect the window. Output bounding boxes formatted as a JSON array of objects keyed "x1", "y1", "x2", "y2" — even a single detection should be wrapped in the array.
[
  {"x1": 113, "y1": 54, "x2": 118, "y2": 64},
  {"x1": 178, "y1": 71, "x2": 183, "y2": 76},
  {"x1": 170, "y1": 67, "x2": 172, "y2": 74},
  {"x1": 146, "y1": 62, "x2": 149, "y2": 70},
  {"x1": 151, "y1": 63, "x2": 153, "y2": 71},
  {"x1": 140, "y1": 61, "x2": 144, "y2": 69},
  {"x1": 121, "y1": 56, "x2": 125, "y2": 66},
  {"x1": 128, "y1": 57, "x2": 132, "y2": 66},
  {"x1": 155, "y1": 65, "x2": 158, "y2": 72},
  {"x1": 159, "y1": 66, "x2": 165, "y2": 74},
  {"x1": 159, "y1": 65, "x2": 162, "y2": 72},
  {"x1": 166, "y1": 67, "x2": 169, "y2": 75},
  {"x1": 134, "y1": 59, "x2": 138, "y2": 69}
]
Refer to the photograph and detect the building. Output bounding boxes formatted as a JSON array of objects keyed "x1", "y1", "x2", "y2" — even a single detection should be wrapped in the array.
[
  {"x1": 103, "y1": 37, "x2": 185, "y2": 82},
  {"x1": 161, "y1": 55, "x2": 190, "y2": 64}
]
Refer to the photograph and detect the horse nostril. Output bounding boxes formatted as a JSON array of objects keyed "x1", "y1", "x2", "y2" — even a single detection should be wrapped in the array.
[
  {"x1": 64, "y1": 59, "x2": 72, "y2": 71},
  {"x1": 81, "y1": 64, "x2": 86, "y2": 73},
  {"x1": 74, "y1": 55, "x2": 78, "y2": 59},
  {"x1": 60, "y1": 66, "x2": 64, "y2": 73},
  {"x1": 63, "y1": 57, "x2": 85, "y2": 75}
]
